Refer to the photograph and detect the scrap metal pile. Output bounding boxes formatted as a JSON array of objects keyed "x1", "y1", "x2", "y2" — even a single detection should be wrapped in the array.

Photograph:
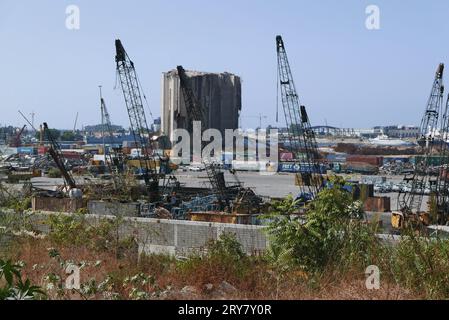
[{"x1": 379, "y1": 161, "x2": 414, "y2": 175}]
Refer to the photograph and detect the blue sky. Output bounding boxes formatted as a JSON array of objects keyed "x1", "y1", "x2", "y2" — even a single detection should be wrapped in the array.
[{"x1": 1, "y1": 0, "x2": 449, "y2": 130}]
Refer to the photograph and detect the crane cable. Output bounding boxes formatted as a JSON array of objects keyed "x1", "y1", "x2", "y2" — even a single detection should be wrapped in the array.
[
  {"x1": 135, "y1": 73, "x2": 155, "y2": 123},
  {"x1": 276, "y1": 63, "x2": 279, "y2": 123}
]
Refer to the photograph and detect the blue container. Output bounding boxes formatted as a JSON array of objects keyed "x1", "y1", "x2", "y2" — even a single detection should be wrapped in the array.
[
  {"x1": 278, "y1": 162, "x2": 326, "y2": 174},
  {"x1": 17, "y1": 147, "x2": 36, "y2": 155},
  {"x1": 326, "y1": 153, "x2": 347, "y2": 163}
]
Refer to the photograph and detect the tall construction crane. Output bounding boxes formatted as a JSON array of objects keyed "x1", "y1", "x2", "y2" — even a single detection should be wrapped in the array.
[
  {"x1": 115, "y1": 39, "x2": 159, "y2": 201},
  {"x1": 99, "y1": 87, "x2": 124, "y2": 188},
  {"x1": 276, "y1": 35, "x2": 323, "y2": 200},
  {"x1": 177, "y1": 65, "x2": 229, "y2": 208},
  {"x1": 43, "y1": 122, "x2": 77, "y2": 190},
  {"x1": 393, "y1": 63, "x2": 445, "y2": 229},
  {"x1": 435, "y1": 93, "x2": 449, "y2": 223},
  {"x1": 99, "y1": 87, "x2": 122, "y2": 173}
]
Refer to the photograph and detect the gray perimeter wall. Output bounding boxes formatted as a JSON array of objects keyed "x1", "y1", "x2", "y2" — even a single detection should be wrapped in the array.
[{"x1": 28, "y1": 212, "x2": 268, "y2": 258}]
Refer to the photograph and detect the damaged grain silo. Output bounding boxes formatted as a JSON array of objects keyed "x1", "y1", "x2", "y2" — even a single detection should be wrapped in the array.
[{"x1": 160, "y1": 69, "x2": 242, "y2": 143}]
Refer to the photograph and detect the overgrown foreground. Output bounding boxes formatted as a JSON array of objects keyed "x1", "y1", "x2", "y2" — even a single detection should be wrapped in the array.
[{"x1": 1, "y1": 179, "x2": 449, "y2": 300}]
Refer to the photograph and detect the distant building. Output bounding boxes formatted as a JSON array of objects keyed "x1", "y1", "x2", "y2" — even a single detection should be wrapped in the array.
[
  {"x1": 161, "y1": 69, "x2": 242, "y2": 142},
  {"x1": 151, "y1": 117, "x2": 161, "y2": 133},
  {"x1": 383, "y1": 125, "x2": 419, "y2": 138},
  {"x1": 84, "y1": 124, "x2": 124, "y2": 134},
  {"x1": 84, "y1": 134, "x2": 134, "y2": 147}
]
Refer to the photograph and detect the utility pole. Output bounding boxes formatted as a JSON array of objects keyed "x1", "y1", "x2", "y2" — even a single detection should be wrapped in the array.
[
  {"x1": 99, "y1": 85, "x2": 106, "y2": 156},
  {"x1": 73, "y1": 112, "x2": 79, "y2": 134},
  {"x1": 30, "y1": 111, "x2": 35, "y2": 132}
]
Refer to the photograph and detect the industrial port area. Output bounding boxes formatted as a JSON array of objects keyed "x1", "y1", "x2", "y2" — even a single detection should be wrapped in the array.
[{"x1": 3, "y1": 1, "x2": 449, "y2": 308}]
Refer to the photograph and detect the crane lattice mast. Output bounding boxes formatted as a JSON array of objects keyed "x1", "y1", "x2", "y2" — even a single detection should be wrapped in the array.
[
  {"x1": 99, "y1": 89, "x2": 124, "y2": 189},
  {"x1": 397, "y1": 63, "x2": 445, "y2": 222},
  {"x1": 434, "y1": 92, "x2": 449, "y2": 222},
  {"x1": 276, "y1": 35, "x2": 323, "y2": 199},
  {"x1": 115, "y1": 39, "x2": 159, "y2": 200},
  {"x1": 43, "y1": 122, "x2": 77, "y2": 190}
]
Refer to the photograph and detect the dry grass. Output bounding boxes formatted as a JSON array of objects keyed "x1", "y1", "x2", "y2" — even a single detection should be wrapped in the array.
[{"x1": 3, "y1": 237, "x2": 421, "y2": 300}]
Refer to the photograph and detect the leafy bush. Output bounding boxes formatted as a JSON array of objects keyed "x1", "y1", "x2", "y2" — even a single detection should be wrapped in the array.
[
  {"x1": 175, "y1": 233, "x2": 252, "y2": 286},
  {"x1": 264, "y1": 177, "x2": 378, "y2": 272},
  {"x1": 45, "y1": 214, "x2": 135, "y2": 255},
  {"x1": 0, "y1": 259, "x2": 45, "y2": 300},
  {"x1": 390, "y1": 234, "x2": 449, "y2": 299},
  {"x1": 47, "y1": 168, "x2": 62, "y2": 178},
  {"x1": 207, "y1": 232, "x2": 246, "y2": 261}
]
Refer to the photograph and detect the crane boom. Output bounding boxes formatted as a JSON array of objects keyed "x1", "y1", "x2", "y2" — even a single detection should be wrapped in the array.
[
  {"x1": 435, "y1": 93, "x2": 449, "y2": 221},
  {"x1": 394, "y1": 63, "x2": 445, "y2": 228},
  {"x1": 43, "y1": 122, "x2": 76, "y2": 189},
  {"x1": 100, "y1": 90, "x2": 123, "y2": 186},
  {"x1": 177, "y1": 65, "x2": 228, "y2": 206},
  {"x1": 115, "y1": 39, "x2": 159, "y2": 200},
  {"x1": 276, "y1": 35, "x2": 323, "y2": 199}
]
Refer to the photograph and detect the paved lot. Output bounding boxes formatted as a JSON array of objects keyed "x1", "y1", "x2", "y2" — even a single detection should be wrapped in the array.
[{"x1": 174, "y1": 171, "x2": 300, "y2": 198}]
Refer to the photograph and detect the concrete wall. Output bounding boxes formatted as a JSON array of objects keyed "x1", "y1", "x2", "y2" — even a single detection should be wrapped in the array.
[
  {"x1": 87, "y1": 200, "x2": 140, "y2": 217},
  {"x1": 32, "y1": 197, "x2": 84, "y2": 213},
  {"x1": 161, "y1": 69, "x2": 242, "y2": 141},
  {"x1": 28, "y1": 212, "x2": 268, "y2": 258}
]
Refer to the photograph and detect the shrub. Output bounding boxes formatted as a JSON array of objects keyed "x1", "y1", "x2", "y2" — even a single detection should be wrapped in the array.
[
  {"x1": 47, "y1": 168, "x2": 62, "y2": 178},
  {"x1": 45, "y1": 214, "x2": 135, "y2": 256},
  {"x1": 390, "y1": 233, "x2": 449, "y2": 299},
  {"x1": 264, "y1": 176, "x2": 378, "y2": 273},
  {"x1": 175, "y1": 233, "x2": 252, "y2": 287},
  {"x1": 0, "y1": 259, "x2": 45, "y2": 300}
]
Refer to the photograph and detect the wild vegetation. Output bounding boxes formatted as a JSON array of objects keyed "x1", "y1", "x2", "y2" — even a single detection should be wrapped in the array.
[{"x1": 0, "y1": 177, "x2": 449, "y2": 299}]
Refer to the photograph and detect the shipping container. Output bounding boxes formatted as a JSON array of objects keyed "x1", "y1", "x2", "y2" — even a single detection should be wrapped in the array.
[
  {"x1": 343, "y1": 162, "x2": 379, "y2": 174},
  {"x1": 279, "y1": 152, "x2": 294, "y2": 161},
  {"x1": 38, "y1": 146, "x2": 50, "y2": 155},
  {"x1": 61, "y1": 150, "x2": 84, "y2": 159},
  {"x1": 346, "y1": 155, "x2": 383, "y2": 166},
  {"x1": 326, "y1": 153, "x2": 347, "y2": 163},
  {"x1": 17, "y1": 147, "x2": 36, "y2": 155},
  {"x1": 278, "y1": 162, "x2": 326, "y2": 174}
]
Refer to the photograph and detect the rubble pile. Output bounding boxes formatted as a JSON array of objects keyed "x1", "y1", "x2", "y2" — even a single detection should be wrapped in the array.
[{"x1": 379, "y1": 161, "x2": 414, "y2": 175}]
